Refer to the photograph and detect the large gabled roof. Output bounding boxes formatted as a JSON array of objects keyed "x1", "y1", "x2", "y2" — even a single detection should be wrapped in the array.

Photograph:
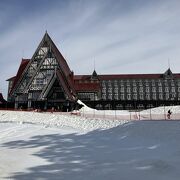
[{"x1": 10, "y1": 32, "x2": 76, "y2": 100}]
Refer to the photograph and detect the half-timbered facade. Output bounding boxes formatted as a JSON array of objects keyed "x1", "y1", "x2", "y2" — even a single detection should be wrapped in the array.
[{"x1": 7, "y1": 32, "x2": 180, "y2": 110}]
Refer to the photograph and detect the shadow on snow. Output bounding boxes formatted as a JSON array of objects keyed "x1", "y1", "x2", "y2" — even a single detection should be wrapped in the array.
[{"x1": 1, "y1": 121, "x2": 180, "y2": 180}]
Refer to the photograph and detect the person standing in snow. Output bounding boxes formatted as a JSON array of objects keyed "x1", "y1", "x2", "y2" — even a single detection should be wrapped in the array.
[{"x1": 167, "y1": 109, "x2": 172, "y2": 119}]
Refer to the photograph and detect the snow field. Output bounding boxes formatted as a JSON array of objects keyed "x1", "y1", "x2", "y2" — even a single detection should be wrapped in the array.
[
  {"x1": 1, "y1": 121, "x2": 180, "y2": 180},
  {"x1": 1, "y1": 104, "x2": 180, "y2": 179}
]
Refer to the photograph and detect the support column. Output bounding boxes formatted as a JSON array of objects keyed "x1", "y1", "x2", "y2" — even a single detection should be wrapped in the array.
[
  {"x1": 15, "y1": 101, "x2": 18, "y2": 109},
  {"x1": 14, "y1": 96, "x2": 18, "y2": 109},
  {"x1": 28, "y1": 100, "x2": 32, "y2": 109},
  {"x1": 44, "y1": 100, "x2": 47, "y2": 110}
]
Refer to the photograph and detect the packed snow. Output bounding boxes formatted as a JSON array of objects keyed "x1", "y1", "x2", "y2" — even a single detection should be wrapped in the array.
[
  {"x1": 1, "y1": 105, "x2": 180, "y2": 179},
  {"x1": 78, "y1": 99, "x2": 131, "y2": 115},
  {"x1": 0, "y1": 110, "x2": 129, "y2": 132}
]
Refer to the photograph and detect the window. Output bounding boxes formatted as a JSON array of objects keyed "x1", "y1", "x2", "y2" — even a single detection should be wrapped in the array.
[
  {"x1": 152, "y1": 93, "x2": 156, "y2": 100},
  {"x1": 108, "y1": 88, "x2": 112, "y2": 93},
  {"x1": 165, "y1": 87, "x2": 169, "y2": 92},
  {"x1": 102, "y1": 88, "x2": 106, "y2": 93},
  {"x1": 140, "y1": 93, "x2": 144, "y2": 100},
  {"x1": 159, "y1": 94, "x2": 163, "y2": 100},
  {"x1": 127, "y1": 87, "x2": 131, "y2": 93},
  {"x1": 108, "y1": 80, "x2": 112, "y2": 87},
  {"x1": 133, "y1": 94, "x2": 137, "y2": 100},
  {"x1": 138, "y1": 104, "x2": 144, "y2": 109},
  {"x1": 158, "y1": 81, "x2": 162, "y2": 86},
  {"x1": 133, "y1": 81, "x2": 136, "y2": 86},
  {"x1": 171, "y1": 80, "x2": 175, "y2": 86},
  {"x1": 35, "y1": 78, "x2": 44, "y2": 85},
  {"x1": 159, "y1": 87, "x2": 162, "y2": 92},
  {"x1": 114, "y1": 94, "x2": 119, "y2": 100},
  {"x1": 102, "y1": 94, "x2": 106, "y2": 100},
  {"x1": 139, "y1": 81, "x2": 143, "y2": 86},
  {"x1": 139, "y1": 87, "x2": 143, "y2": 92},
  {"x1": 116, "y1": 104, "x2": 123, "y2": 110},
  {"x1": 146, "y1": 94, "x2": 150, "y2": 100},
  {"x1": 28, "y1": 93, "x2": 32, "y2": 99},
  {"x1": 120, "y1": 94, "x2": 125, "y2": 100},
  {"x1": 114, "y1": 80, "x2": 118, "y2": 86},
  {"x1": 78, "y1": 92, "x2": 97, "y2": 100},
  {"x1": 146, "y1": 87, "x2": 150, "y2": 92},
  {"x1": 164, "y1": 80, "x2": 168, "y2": 86},
  {"x1": 133, "y1": 87, "x2": 137, "y2": 93},
  {"x1": 152, "y1": 87, "x2": 156, "y2": 92},
  {"x1": 120, "y1": 88, "x2": 124, "y2": 92},
  {"x1": 145, "y1": 80, "x2": 149, "y2": 86},
  {"x1": 171, "y1": 87, "x2": 175, "y2": 93},
  {"x1": 152, "y1": 81, "x2": 155, "y2": 86},
  {"x1": 102, "y1": 81, "x2": 106, "y2": 87},
  {"x1": 114, "y1": 87, "x2": 118, "y2": 93},
  {"x1": 127, "y1": 94, "x2": 131, "y2": 100},
  {"x1": 165, "y1": 93, "x2": 169, "y2": 100},
  {"x1": 108, "y1": 93, "x2": 112, "y2": 100},
  {"x1": 126, "y1": 80, "x2": 130, "y2": 86}
]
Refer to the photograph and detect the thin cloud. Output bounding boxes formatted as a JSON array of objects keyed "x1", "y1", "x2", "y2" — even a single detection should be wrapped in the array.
[{"x1": 0, "y1": 0, "x2": 180, "y2": 98}]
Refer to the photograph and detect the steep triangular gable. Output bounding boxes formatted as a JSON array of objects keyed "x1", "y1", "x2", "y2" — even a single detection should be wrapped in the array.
[
  {"x1": 46, "y1": 79, "x2": 66, "y2": 100},
  {"x1": 39, "y1": 69, "x2": 73, "y2": 100},
  {"x1": 40, "y1": 72, "x2": 72, "y2": 101},
  {"x1": 12, "y1": 32, "x2": 76, "y2": 101},
  {"x1": 163, "y1": 68, "x2": 173, "y2": 79}
]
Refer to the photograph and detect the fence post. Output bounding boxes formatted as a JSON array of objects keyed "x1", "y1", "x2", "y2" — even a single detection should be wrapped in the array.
[
  {"x1": 164, "y1": 105, "x2": 166, "y2": 120},
  {"x1": 115, "y1": 109, "x2": 117, "y2": 120},
  {"x1": 138, "y1": 111, "x2": 140, "y2": 120},
  {"x1": 93, "y1": 108, "x2": 95, "y2": 118}
]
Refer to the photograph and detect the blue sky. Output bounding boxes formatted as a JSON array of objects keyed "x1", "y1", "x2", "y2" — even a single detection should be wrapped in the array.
[{"x1": 1, "y1": 0, "x2": 180, "y2": 98}]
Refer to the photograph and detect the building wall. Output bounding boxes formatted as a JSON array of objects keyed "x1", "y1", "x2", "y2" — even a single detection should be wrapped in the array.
[
  {"x1": 86, "y1": 77, "x2": 179, "y2": 110},
  {"x1": 100, "y1": 78, "x2": 180, "y2": 101}
]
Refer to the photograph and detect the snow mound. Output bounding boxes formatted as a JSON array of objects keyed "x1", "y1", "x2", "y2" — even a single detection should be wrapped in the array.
[
  {"x1": 141, "y1": 105, "x2": 180, "y2": 114},
  {"x1": 77, "y1": 99, "x2": 130, "y2": 115},
  {"x1": 77, "y1": 99, "x2": 97, "y2": 112},
  {"x1": 0, "y1": 110, "x2": 129, "y2": 132}
]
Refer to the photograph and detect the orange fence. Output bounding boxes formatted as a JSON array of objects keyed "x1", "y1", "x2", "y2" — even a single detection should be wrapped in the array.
[{"x1": 0, "y1": 108, "x2": 179, "y2": 121}]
